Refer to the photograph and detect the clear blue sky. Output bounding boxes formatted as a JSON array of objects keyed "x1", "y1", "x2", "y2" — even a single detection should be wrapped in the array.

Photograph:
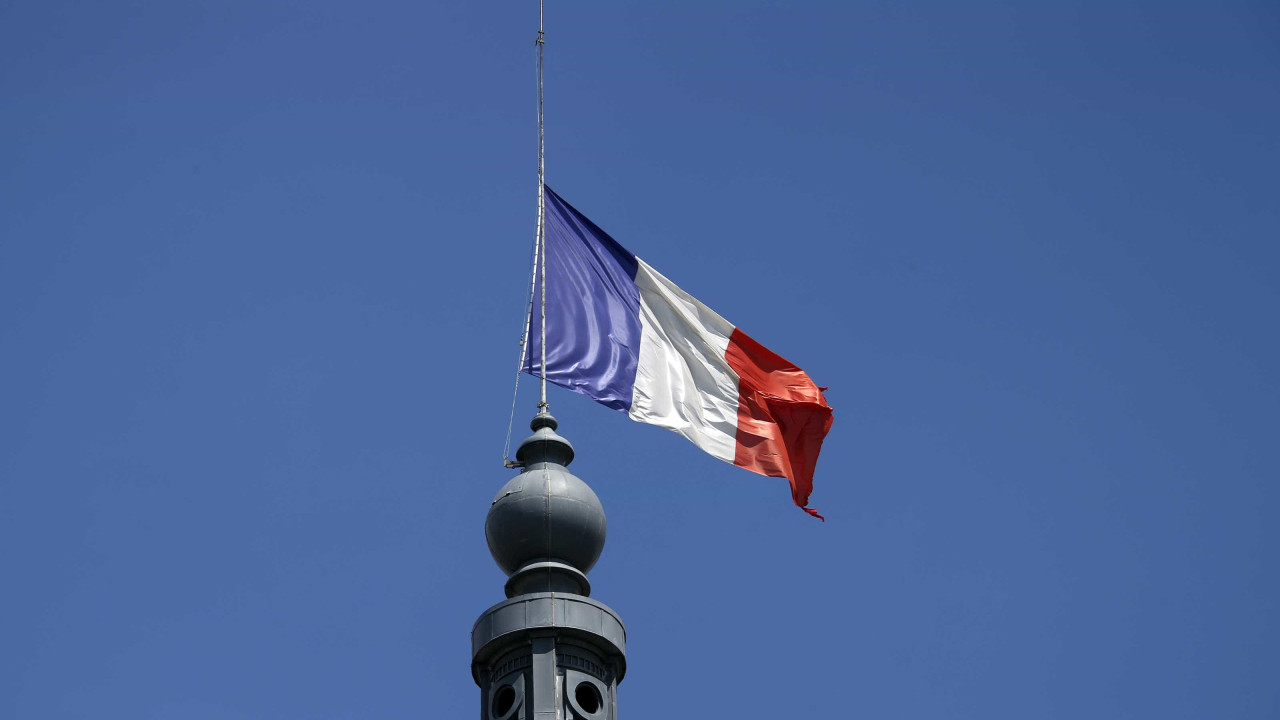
[{"x1": 2, "y1": 2, "x2": 1277, "y2": 718}]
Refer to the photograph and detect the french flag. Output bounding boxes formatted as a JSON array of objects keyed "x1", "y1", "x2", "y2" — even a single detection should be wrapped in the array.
[{"x1": 525, "y1": 186, "x2": 834, "y2": 519}]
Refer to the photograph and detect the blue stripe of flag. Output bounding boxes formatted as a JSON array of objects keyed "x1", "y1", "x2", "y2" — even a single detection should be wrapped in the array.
[{"x1": 523, "y1": 186, "x2": 642, "y2": 411}]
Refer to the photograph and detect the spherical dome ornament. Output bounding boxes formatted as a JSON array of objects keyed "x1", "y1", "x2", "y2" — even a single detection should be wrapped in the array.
[{"x1": 486, "y1": 413, "x2": 607, "y2": 584}]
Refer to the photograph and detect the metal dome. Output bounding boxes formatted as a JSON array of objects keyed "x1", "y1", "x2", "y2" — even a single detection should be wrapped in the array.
[{"x1": 485, "y1": 412, "x2": 607, "y2": 587}]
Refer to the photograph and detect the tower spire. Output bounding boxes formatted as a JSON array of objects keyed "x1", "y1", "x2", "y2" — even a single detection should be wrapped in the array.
[
  {"x1": 473, "y1": 412, "x2": 626, "y2": 720},
  {"x1": 477, "y1": 12, "x2": 627, "y2": 715}
]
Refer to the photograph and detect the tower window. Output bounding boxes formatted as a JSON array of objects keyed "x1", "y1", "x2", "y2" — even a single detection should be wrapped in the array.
[
  {"x1": 574, "y1": 682, "x2": 602, "y2": 715},
  {"x1": 493, "y1": 685, "x2": 517, "y2": 718}
]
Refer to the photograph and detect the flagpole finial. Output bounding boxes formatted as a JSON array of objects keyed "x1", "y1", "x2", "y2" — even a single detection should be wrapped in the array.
[{"x1": 487, "y1": 413, "x2": 605, "y2": 598}]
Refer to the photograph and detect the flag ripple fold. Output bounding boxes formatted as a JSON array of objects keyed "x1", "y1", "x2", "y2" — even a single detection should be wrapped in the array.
[{"x1": 524, "y1": 186, "x2": 834, "y2": 519}]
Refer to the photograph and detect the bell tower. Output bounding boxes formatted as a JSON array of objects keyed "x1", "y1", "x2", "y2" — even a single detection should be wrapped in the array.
[{"x1": 471, "y1": 412, "x2": 626, "y2": 720}]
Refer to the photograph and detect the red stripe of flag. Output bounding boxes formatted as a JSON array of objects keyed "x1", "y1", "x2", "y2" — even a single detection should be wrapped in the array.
[{"x1": 724, "y1": 329, "x2": 834, "y2": 520}]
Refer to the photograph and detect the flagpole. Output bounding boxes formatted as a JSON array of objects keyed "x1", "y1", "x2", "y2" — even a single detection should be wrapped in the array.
[{"x1": 536, "y1": 0, "x2": 548, "y2": 413}]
